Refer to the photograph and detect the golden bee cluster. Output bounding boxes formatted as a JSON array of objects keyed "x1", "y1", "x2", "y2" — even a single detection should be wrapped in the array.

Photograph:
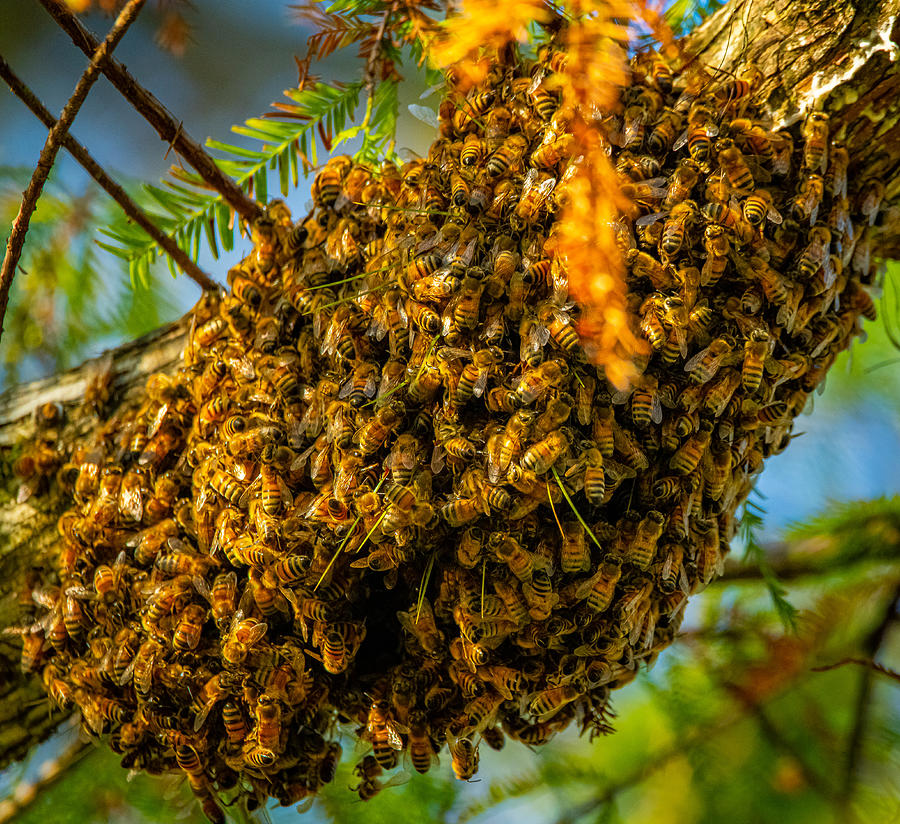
[{"x1": 11, "y1": 39, "x2": 883, "y2": 822}]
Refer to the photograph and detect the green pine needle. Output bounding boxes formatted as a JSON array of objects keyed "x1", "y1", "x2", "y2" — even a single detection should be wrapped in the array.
[{"x1": 738, "y1": 495, "x2": 799, "y2": 632}]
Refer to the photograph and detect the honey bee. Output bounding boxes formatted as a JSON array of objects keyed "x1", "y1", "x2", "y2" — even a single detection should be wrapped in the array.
[
  {"x1": 521, "y1": 430, "x2": 568, "y2": 475},
  {"x1": 460, "y1": 132, "x2": 484, "y2": 168},
  {"x1": 741, "y1": 328, "x2": 771, "y2": 393},
  {"x1": 486, "y1": 133, "x2": 528, "y2": 178},
  {"x1": 536, "y1": 299, "x2": 579, "y2": 353},
  {"x1": 364, "y1": 699, "x2": 405, "y2": 769},
  {"x1": 515, "y1": 169, "x2": 557, "y2": 225},
  {"x1": 857, "y1": 178, "x2": 885, "y2": 227},
  {"x1": 728, "y1": 118, "x2": 776, "y2": 165},
  {"x1": 742, "y1": 189, "x2": 782, "y2": 227},
  {"x1": 797, "y1": 226, "x2": 833, "y2": 284},
  {"x1": 669, "y1": 421, "x2": 713, "y2": 475},
  {"x1": 576, "y1": 559, "x2": 622, "y2": 612},
  {"x1": 222, "y1": 612, "x2": 268, "y2": 666},
  {"x1": 397, "y1": 597, "x2": 444, "y2": 656},
  {"x1": 684, "y1": 334, "x2": 737, "y2": 383},
  {"x1": 515, "y1": 359, "x2": 567, "y2": 406},
  {"x1": 528, "y1": 684, "x2": 579, "y2": 721},
  {"x1": 701, "y1": 201, "x2": 753, "y2": 245},
  {"x1": 701, "y1": 224, "x2": 730, "y2": 286},
  {"x1": 702, "y1": 368, "x2": 742, "y2": 417},
  {"x1": 792, "y1": 173, "x2": 825, "y2": 226},
  {"x1": 629, "y1": 374, "x2": 663, "y2": 426},
  {"x1": 311, "y1": 154, "x2": 351, "y2": 208},
  {"x1": 628, "y1": 510, "x2": 665, "y2": 570},
  {"x1": 716, "y1": 137, "x2": 756, "y2": 194},
  {"x1": 825, "y1": 143, "x2": 849, "y2": 198},
  {"x1": 626, "y1": 249, "x2": 677, "y2": 290},
  {"x1": 406, "y1": 710, "x2": 438, "y2": 773},
  {"x1": 801, "y1": 112, "x2": 829, "y2": 173},
  {"x1": 448, "y1": 737, "x2": 479, "y2": 781}
]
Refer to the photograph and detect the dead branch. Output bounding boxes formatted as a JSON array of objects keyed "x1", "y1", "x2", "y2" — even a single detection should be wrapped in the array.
[
  {"x1": 0, "y1": 57, "x2": 220, "y2": 293},
  {"x1": 37, "y1": 0, "x2": 263, "y2": 225},
  {"x1": 0, "y1": 0, "x2": 147, "y2": 341}
]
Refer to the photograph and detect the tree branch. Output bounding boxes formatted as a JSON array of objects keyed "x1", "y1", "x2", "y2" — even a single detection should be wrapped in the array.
[
  {"x1": 685, "y1": 0, "x2": 900, "y2": 259},
  {"x1": 0, "y1": 57, "x2": 220, "y2": 293},
  {"x1": 0, "y1": 0, "x2": 147, "y2": 342},
  {"x1": 811, "y1": 657, "x2": 900, "y2": 684},
  {"x1": 839, "y1": 584, "x2": 900, "y2": 817},
  {"x1": 37, "y1": 0, "x2": 263, "y2": 225}
]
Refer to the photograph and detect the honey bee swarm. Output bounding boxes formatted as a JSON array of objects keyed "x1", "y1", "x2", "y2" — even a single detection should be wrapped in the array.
[{"x1": 11, "y1": 38, "x2": 882, "y2": 821}]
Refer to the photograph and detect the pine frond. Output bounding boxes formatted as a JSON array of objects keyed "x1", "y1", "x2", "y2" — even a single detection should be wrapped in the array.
[
  {"x1": 98, "y1": 81, "x2": 369, "y2": 280},
  {"x1": 290, "y1": 2, "x2": 377, "y2": 62},
  {"x1": 782, "y1": 496, "x2": 900, "y2": 572},
  {"x1": 739, "y1": 495, "x2": 799, "y2": 632}
]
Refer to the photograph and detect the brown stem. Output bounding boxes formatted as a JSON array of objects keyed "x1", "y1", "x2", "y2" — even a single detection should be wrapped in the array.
[
  {"x1": 363, "y1": 1, "x2": 397, "y2": 95},
  {"x1": 0, "y1": 0, "x2": 147, "y2": 343},
  {"x1": 37, "y1": 0, "x2": 263, "y2": 225},
  {"x1": 811, "y1": 656, "x2": 900, "y2": 684},
  {"x1": 0, "y1": 57, "x2": 220, "y2": 293}
]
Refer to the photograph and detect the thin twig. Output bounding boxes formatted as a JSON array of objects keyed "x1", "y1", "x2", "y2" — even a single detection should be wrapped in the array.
[
  {"x1": 360, "y1": 1, "x2": 397, "y2": 128},
  {"x1": 839, "y1": 584, "x2": 900, "y2": 818},
  {"x1": 0, "y1": 0, "x2": 147, "y2": 342},
  {"x1": 37, "y1": 0, "x2": 263, "y2": 225},
  {"x1": 716, "y1": 553, "x2": 897, "y2": 584},
  {"x1": 363, "y1": 2, "x2": 397, "y2": 94},
  {"x1": 811, "y1": 657, "x2": 900, "y2": 684},
  {"x1": 0, "y1": 57, "x2": 219, "y2": 293}
]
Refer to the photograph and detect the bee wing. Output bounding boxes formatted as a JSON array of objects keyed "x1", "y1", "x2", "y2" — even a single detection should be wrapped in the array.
[
  {"x1": 16, "y1": 480, "x2": 37, "y2": 504},
  {"x1": 338, "y1": 377, "x2": 354, "y2": 399},
  {"x1": 635, "y1": 211, "x2": 667, "y2": 227},
  {"x1": 611, "y1": 389, "x2": 631, "y2": 405},
  {"x1": 147, "y1": 403, "x2": 169, "y2": 439},
  {"x1": 683, "y1": 345, "x2": 712, "y2": 373},
  {"x1": 822, "y1": 255, "x2": 836, "y2": 289},
  {"x1": 529, "y1": 322, "x2": 551, "y2": 348},
  {"x1": 65, "y1": 585, "x2": 95, "y2": 600},
  {"x1": 364, "y1": 376, "x2": 379, "y2": 399},
  {"x1": 193, "y1": 699, "x2": 215, "y2": 732},
  {"x1": 408, "y1": 104, "x2": 439, "y2": 129},
  {"x1": 118, "y1": 655, "x2": 137, "y2": 686},
  {"x1": 521, "y1": 167, "x2": 539, "y2": 194},
  {"x1": 536, "y1": 178, "x2": 557, "y2": 197},
  {"x1": 387, "y1": 722, "x2": 406, "y2": 750},
  {"x1": 472, "y1": 369, "x2": 489, "y2": 399},
  {"x1": 193, "y1": 575, "x2": 212, "y2": 604},
  {"x1": 430, "y1": 444, "x2": 445, "y2": 475},
  {"x1": 292, "y1": 443, "x2": 316, "y2": 473},
  {"x1": 651, "y1": 395, "x2": 663, "y2": 424},
  {"x1": 382, "y1": 770, "x2": 412, "y2": 789},
  {"x1": 244, "y1": 621, "x2": 269, "y2": 645},
  {"x1": 575, "y1": 572, "x2": 599, "y2": 601}
]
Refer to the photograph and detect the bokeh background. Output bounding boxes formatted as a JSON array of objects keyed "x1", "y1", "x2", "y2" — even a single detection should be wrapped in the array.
[{"x1": 1, "y1": 1, "x2": 899, "y2": 822}]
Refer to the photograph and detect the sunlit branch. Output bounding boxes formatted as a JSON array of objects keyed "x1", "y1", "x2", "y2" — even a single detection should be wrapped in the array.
[
  {"x1": 0, "y1": 58, "x2": 220, "y2": 293},
  {"x1": 0, "y1": 0, "x2": 147, "y2": 343},
  {"x1": 37, "y1": 0, "x2": 263, "y2": 225}
]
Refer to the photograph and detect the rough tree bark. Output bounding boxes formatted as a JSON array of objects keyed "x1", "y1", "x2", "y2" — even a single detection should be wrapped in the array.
[{"x1": 0, "y1": 0, "x2": 898, "y2": 772}]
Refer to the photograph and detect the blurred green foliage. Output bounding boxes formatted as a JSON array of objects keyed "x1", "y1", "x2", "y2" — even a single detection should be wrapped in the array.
[{"x1": 0, "y1": 168, "x2": 173, "y2": 387}]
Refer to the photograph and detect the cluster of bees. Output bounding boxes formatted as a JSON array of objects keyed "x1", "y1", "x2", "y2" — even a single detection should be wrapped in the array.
[{"x1": 8, "y1": 33, "x2": 882, "y2": 823}]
